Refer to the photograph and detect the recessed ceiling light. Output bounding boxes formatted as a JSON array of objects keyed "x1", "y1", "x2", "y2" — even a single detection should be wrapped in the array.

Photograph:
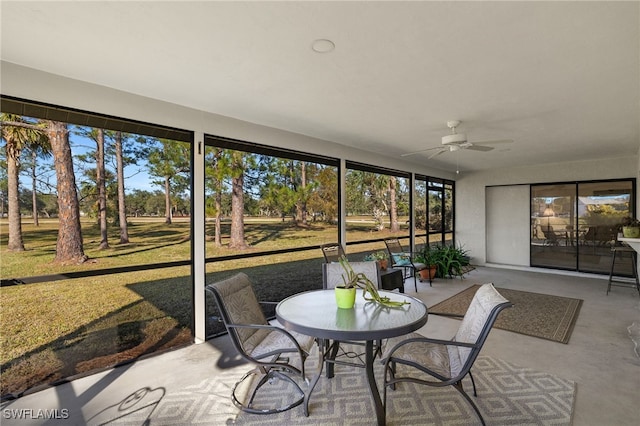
[{"x1": 311, "y1": 39, "x2": 335, "y2": 53}]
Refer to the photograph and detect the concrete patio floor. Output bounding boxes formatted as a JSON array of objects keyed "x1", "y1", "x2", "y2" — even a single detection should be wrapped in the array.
[{"x1": 1, "y1": 266, "x2": 639, "y2": 425}]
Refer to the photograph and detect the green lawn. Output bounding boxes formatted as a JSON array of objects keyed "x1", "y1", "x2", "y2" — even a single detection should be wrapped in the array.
[{"x1": 0, "y1": 216, "x2": 408, "y2": 397}]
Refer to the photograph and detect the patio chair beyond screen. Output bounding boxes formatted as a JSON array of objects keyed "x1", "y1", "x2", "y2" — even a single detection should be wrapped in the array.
[
  {"x1": 206, "y1": 273, "x2": 316, "y2": 414},
  {"x1": 384, "y1": 238, "x2": 428, "y2": 290},
  {"x1": 320, "y1": 243, "x2": 347, "y2": 263}
]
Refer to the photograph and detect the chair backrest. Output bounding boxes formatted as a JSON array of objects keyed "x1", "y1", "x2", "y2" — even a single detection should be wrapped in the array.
[
  {"x1": 321, "y1": 243, "x2": 346, "y2": 263},
  {"x1": 448, "y1": 283, "x2": 512, "y2": 377},
  {"x1": 384, "y1": 238, "x2": 412, "y2": 266},
  {"x1": 384, "y1": 238, "x2": 404, "y2": 255},
  {"x1": 323, "y1": 261, "x2": 381, "y2": 289},
  {"x1": 206, "y1": 272, "x2": 270, "y2": 357}
]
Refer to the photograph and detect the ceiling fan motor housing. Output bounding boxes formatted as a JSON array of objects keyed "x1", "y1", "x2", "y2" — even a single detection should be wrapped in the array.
[{"x1": 442, "y1": 132, "x2": 467, "y2": 145}]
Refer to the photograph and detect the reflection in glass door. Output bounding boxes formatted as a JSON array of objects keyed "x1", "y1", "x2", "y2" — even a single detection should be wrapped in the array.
[
  {"x1": 531, "y1": 184, "x2": 577, "y2": 270},
  {"x1": 578, "y1": 181, "x2": 634, "y2": 274},
  {"x1": 531, "y1": 180, "x2": 635, "y2": 274}
]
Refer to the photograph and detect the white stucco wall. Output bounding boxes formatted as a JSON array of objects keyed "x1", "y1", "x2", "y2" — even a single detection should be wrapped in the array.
[
  {"x1": 637, "y1": 149, "x2": 640, "y2": 212},
  {"x1": 456, "y1": 157, "x2": 639, "y2": 266}
]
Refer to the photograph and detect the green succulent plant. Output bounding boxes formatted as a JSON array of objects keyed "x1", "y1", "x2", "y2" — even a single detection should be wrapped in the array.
[
  {"x1": 363, "y1": 250, "x2": 388, "y2": 261},
  {"x1": 416, "y1": 244, "x2": 470, "y2": 279},
  {"x1": 338, "y1": 256, "x2": 409, "y2": 308}
]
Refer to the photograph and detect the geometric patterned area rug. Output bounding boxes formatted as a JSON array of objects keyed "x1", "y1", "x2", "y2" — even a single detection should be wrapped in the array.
[
  {"x1": 230, "y1": 355, "x2": 576, "y2": 425},
  {"x1": 429, "y1": 285, "x2": 583, "y2": 344},
  {"x1": 84, "y1": 364, "x2": 248, "y2": 425}
]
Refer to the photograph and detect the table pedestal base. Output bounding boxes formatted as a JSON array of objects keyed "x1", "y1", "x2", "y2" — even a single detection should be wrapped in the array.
[{"x1": 304, "y1": 339, "x2": 386, "y2": 425}]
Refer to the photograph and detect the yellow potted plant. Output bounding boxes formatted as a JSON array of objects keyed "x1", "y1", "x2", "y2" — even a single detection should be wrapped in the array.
[{"x1": 337, "y1": 256, "x2": 409, "y2": 308}]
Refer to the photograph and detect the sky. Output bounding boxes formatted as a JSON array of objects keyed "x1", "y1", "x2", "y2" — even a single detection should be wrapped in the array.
[{"x1": 20, "y1": 128, "x2": 160, "y2": 195}]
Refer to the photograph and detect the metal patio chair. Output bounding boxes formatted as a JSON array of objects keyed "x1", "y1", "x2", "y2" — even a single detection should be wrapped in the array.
[
  {"x1": 382, "y1": 283, "x2": 512, "y2": 425},
  {"x1": 320, "y1": 242, "x2": 347, "y2": 263},
  {"x1": 384, "y1": 238, "x2": 427, "y2": 290},
  {"x1": 206, "y1": 273, "x2": 316, "y2": 414}
]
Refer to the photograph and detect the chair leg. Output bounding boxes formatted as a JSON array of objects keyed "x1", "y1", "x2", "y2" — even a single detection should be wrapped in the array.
[
  {"x1": 375, "y1": 339, "x2": 383, "y2": 358},
  {"x1": 607, "y1": 249, "x2": 617, "y2": 295},
  {"x1": 232, "y1": 368, "x2": 305, "y2": 415},
  {"x1": 382, "y1": 360, "x2": 396, "y2": 419},
  {"x1": 468, "y1": 370, "x2": 478, "y2": 397},
  {"x1": 325, "y1": 340, "x2": 340, "y2": 378},
  {"x1": 383, "y1": 372, "x2": 389, "y2": 419},
  {"x1": 244, "y1": 369, "x2": 270, "y2": 408},
  {"x1": 632, "y1": 251, "x2": 640, "y2": 296},
  {"x1": 608, "y1": 249, "x2": 640, "y2": 296},
  {"x1": 388, "y1": 360, "x2": 397, "y2": 390},
  {"x1": 453, "y1": 381, "x2": 486, "y2": 426}
]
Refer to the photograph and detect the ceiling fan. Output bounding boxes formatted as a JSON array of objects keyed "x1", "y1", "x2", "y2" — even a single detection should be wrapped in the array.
[{"x1": 402, "y1": 120, "x2": 513, "y2": 159}]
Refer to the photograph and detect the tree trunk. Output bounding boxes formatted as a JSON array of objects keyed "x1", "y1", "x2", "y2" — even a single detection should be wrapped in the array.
[
  {"x1": 6, "y1": 142, "x2": 24, "y2": 251},
  {"x1": 229, "y1": 169, "x2": 248, "y2": 249},
  {"x1": 297, "y1": 161, "x2": 308, "y2": 225},
  {"x1": 48, "y1": 121, "x2": 86, "y2": 264},
  {"x1": 31, "y1": 150, "x2": 39, "y2": 227},
  {"x1": 164, "y1": 176, "x2": 172, "y2": 224},
  {"x1": 97, "y1": 129, "x2": 109, "y2": 249},
  {"x1": 214, "y1": 183, "x2": 222, "y2": 247},
  {"x1": 390, "y1": 176, "x2": 399, "y2": 232},
  {"x1": 115, "y1": 132, "x2": 129, "y2": 243}
]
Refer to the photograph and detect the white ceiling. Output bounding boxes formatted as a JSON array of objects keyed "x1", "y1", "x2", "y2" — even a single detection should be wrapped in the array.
[{"x1": 1, "y1": 1, "x2": 639, "y2": 174}]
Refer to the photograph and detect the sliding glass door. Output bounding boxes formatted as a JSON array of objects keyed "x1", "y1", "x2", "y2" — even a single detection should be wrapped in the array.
[{"x1": 531, "y1": 179, "x2": 635, "y2": 274}]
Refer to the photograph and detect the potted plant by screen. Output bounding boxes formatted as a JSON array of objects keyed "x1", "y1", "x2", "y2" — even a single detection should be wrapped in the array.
[
  {"x1": 415, "y1": 246, "x2": 437, "y2": 281},
  {"x1": 336, "y1": 256, "x2": 409, "y2": 308},
  {"x1": 363, "y1": 250, "x2": 389, "y2": 270},
  {"x1": 422, "y1": 244, "x2": 471, "y2": 279},
  {"x1": 620, "y1": 217, "x2": 640, "y2": 238}
]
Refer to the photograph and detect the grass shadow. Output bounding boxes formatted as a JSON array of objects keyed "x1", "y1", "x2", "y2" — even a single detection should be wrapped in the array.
[{"x1": 0, "y1": 275, "x2": 193, "y2": 400}]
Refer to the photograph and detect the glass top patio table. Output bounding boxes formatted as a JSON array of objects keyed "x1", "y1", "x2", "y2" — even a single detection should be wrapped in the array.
[
  {"x1": 276, "y1": 289, "x2": 427, "y2": 341},
  {"x1": 276, "y1": 289, "x2": 428, "y2": 426}
]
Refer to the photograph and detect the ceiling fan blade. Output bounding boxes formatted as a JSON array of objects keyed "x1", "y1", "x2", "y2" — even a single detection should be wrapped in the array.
[
  {"x1": 400, "y1": 146, "x2": 443, "y2": 157},
  {"x1": 427, "y1": 149, "x2": 447, "y2": 159},
  {"x1": 465, "y1": 145, "x2": 494, "y2": 152},
  {"x1": 471, "y1": 139, "x2": 513, "y2": 145}
]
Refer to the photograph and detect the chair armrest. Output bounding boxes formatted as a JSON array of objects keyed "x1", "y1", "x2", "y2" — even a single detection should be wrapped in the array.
[
  {"x1": 401, "y1": 251, "x2": 421, "y2": 259},
  {"x1": 226, "y1": 322, "x2": 314, "y2": 355},
  {"x1": 397, "y1": 335, "x2": 477, "y2": 348},
  {"x1": 384, "y1": 335, "x2": 478, "y2": 361}
]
